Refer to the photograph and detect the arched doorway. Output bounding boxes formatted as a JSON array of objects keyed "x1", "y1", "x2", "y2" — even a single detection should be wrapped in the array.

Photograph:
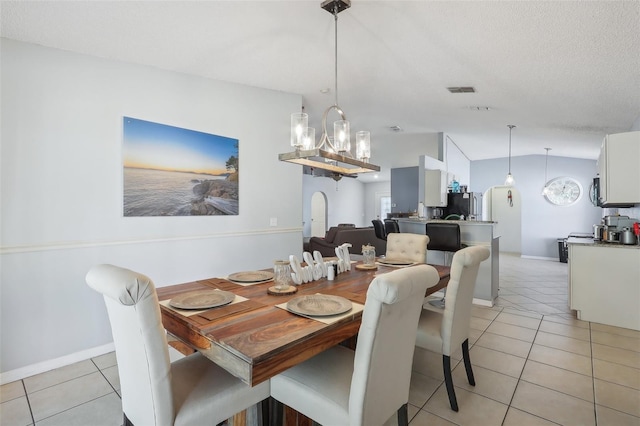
[{"x1": 310, "y1": 191, "x2": 328, "y2": 237}]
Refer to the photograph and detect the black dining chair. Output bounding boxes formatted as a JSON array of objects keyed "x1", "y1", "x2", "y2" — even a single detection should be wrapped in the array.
[
  {"x1": 425, "y1": 223, "x2": 462, "y2": 261},
  {"x1": 384, "y1": 219, "x2": 400, "y2": 235},
  {"x1": 425, "y1": 223, "x2": 463, "y2": 308},
  {"x1": 372, "y1": 219, "x2": 387, "y2": 240}
]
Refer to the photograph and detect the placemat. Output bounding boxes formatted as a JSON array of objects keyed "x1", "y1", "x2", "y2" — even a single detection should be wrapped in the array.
[{"x1": 332, "y1": 291, "x2": 366, "y2": 305}]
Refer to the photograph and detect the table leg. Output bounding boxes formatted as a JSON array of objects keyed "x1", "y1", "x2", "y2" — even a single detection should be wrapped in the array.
[
  {"x1": 283, "y1": 406, "x2": 312, "y2": 426},
  {"x1": 231, "y1": 410, "x2": 246, "y2": 426},
  {"x1": 426, "y1": 276, "x2": 450, "y2": 296},
  {"x1": 168, "y1": 339, "x2": 196, "y2": 356}
]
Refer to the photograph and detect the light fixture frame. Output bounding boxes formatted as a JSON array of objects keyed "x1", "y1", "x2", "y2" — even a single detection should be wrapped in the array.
[{"x1": 278, "y1": 148, "x2": 379, "y2": 175}]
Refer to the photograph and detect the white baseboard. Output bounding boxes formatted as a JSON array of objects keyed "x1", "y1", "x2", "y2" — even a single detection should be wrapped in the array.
[
  {"x1": 521, "y1": 255, "x2": 560, "y2": 261},
  {"x1": 0, "y1": 342, "x2": 115, "y2": 385},
  {"x1": 472, "y1": 298, "x2": 494, "y2": 307},
  {"x1": 428, "y1": 291, "x2": 494, "y2": 308}
]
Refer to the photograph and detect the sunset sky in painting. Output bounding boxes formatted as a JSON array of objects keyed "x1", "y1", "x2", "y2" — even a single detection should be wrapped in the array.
[{"x1": 123, "y1": 117, "x2": 238, "y2": 175}]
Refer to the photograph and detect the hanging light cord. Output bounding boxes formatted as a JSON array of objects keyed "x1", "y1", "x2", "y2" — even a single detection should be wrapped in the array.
[
  {"x1": 544, "y1": 148, "x2": 550, "y2": 183},
  {"x1": 542, "y1": 147, "x2": 551, "y2": 195},
  {"x1": 507, "y1": 125, "x2": 515, "y2": 174},
  {"x1": 318, "y1": 2, "x2": 347, "y2": 151},
  {"x1": 508, "y1": 134, "x2": 511, "y2": 174},
  {"x1": 333, "y1": 3, "x2": 338, "y2": 107}
]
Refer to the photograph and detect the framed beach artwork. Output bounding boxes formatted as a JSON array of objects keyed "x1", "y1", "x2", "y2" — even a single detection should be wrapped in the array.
[{"x1": 123, "y1": 117, "x2": 239, "y2": 216}]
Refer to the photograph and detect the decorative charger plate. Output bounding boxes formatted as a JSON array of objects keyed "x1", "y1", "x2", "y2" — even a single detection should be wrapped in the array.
[
  {"x1": 228, "y1": 271, "x2": 274, "y2": 283},
  {"x1": 377, "y1": 258, "x2": 415, "y2": 266},
  {"x1": 169, "y1": 289, "x2": 235, "y2": 310},
  {"x1": 287, "y1": 295, "x2": 352, "y2": 317}
]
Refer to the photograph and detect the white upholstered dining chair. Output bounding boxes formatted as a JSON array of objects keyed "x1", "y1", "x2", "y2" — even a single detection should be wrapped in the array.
[
  {"x1": 414, "y1": 246, "x2": 490, "y2": 412},
  {"x1": 385, "y1": 232, "x2": 430, "y2": 264},
  {"x1": 86, "y1": 264, "x2": 270, "y2": 426},
  {"x1": 270, "y1": 264, "x2": 441, "y2": 426}
]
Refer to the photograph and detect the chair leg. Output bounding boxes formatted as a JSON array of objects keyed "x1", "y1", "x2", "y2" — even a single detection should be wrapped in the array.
[
  {"x1": 442, "y1": 355, "x2": 459, "y2": 412},
  {"x1": 462, "y1": 338, "x2": 475, "y2": 386},
  {"x1": 260, "y1": 398, "x2": 270, "y2": 426},
  {"x1": 269, "y1": 397, "x2": 283, "y2": 426},
  {"x1": 123, "y1": 413, "x2": 134, "y2": 426},
  {"x1": 397, "y1": 403, "x2": 409, "y2": 426}
]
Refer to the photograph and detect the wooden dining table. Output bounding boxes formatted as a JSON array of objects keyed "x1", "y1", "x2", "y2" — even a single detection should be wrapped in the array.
[{"x1": 156, "y1": 261, "x2": 450, "y2": 387}]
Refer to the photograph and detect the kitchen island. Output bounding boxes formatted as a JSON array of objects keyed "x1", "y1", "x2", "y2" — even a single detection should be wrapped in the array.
[
  {"x1": 568, "y1": 237, "x2": 640, "y2": 331},
  {"x1": 396, "y1": 218, "x2": 499, "y2": 306}
]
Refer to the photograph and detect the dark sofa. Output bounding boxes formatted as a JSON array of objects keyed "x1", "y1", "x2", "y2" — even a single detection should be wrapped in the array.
[{"x1": 307, "y1": 226, "x2": 387, "y2": 257}]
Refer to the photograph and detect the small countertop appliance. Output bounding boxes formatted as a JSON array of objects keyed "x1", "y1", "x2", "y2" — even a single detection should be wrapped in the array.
[{"x1": 601, "y1": 215, "x2": 639, "y2": 244}]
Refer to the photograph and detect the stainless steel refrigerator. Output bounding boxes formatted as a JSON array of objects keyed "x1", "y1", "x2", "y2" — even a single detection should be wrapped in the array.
[{"x1": 443, "y1": 192, "x2": 483, "y2": 220}]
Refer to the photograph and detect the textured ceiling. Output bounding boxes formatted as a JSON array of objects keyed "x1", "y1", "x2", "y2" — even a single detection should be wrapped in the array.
[{"x1": 2, "y1": 1, "x2": 639, "y2": 182}]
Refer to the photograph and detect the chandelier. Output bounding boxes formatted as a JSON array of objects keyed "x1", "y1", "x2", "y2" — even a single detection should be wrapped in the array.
[{"x1": 278, "y1": 0, "x2": 380, "y2": 177}]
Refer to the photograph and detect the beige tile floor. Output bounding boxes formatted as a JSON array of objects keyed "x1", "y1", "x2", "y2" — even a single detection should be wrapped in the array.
[
  {"x1": 1, "y1": 254, "x2": 639, "y2": 425},
  {"x1": 409, "y1": 254, "x2": 640, "y2": 426}
]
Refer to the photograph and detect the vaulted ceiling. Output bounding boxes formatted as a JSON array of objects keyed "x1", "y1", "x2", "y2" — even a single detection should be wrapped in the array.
[{"x1": 2, "y1": 1, "x2": 639, "y2": 182}]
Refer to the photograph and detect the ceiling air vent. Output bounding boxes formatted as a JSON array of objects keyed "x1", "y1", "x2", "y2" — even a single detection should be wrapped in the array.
[{"x1": 447, "y1": 87, "x2": 476, "y2": 93}]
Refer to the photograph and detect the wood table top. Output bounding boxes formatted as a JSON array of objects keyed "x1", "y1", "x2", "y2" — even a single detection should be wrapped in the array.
[{"x1": 156, "y1": 262, "x2": 450, "y2": 386}]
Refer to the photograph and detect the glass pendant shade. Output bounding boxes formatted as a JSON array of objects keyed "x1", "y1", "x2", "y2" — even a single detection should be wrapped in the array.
[
  {"x1": 356, "y1": 131, "x2": 370, "y2": 161},
  {"x1": 505, "y1": 173, "x2": 515, "y2": 186},
  {"x1": 302, "y1": 127, "x2": 316, "y2": 150},
  {"x1": 333, "y1": 120, "x2": 350, "y2": 153},
  {"x1": 291, "y1": 113, "x2": 308, "y2": 148}
]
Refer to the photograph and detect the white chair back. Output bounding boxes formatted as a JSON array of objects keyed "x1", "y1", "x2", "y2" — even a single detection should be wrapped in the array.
[
  {"x1": 349, "y1": 264, "x2": 440, "y2": 425},
  {"x1": 86, "y1": 264, "x2": 174, "y2": 426},
  {"x1": 440, "y1": 246, "x2": 490, "y2": 355},
  {"x1": 385, "y1": 233, "x2": 429, "y2": 263}
]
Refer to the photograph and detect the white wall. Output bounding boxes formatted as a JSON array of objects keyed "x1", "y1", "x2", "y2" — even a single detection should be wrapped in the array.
[
  {"x1": 471, "y1": 155, "x2": 602, "y2": 259},
  {"x1": 302, "y1": 174, "x2": 366, "y2": 236},
  {"x1": 443, "y1": 134, "x2": 471, "y2": 187},
  {"x1": 0, "y1": 39, "x2": 302, "y2": 380},
  {"x1": 364, "y1": 181, "x2": 391, "y2": 222}
]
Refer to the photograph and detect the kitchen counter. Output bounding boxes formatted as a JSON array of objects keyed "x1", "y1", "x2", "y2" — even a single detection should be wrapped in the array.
[
  {"x1": 396, "y1": 218, "x2": 499, "y2": 306},
  {"x1": 567, "y1": 237, "x2": 640, "y2": 249},
  {"x1": 568, "y1": 241, "x2": 640, "y2": 331},
  {"x1": 396, "y1": 218, "x2": 496, "y2": 225}
]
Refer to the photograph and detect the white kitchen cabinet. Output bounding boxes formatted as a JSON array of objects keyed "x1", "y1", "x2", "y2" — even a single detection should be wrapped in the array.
[
  {"x1": 569, "y1": 242, "x2": 640, "y2": 331},
  {"x1": 424, "y1": 170, "x2": 448, "y2": 207},
  {"x1": 598, "y1": 131, "x2": 640, "y2": 205}
]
